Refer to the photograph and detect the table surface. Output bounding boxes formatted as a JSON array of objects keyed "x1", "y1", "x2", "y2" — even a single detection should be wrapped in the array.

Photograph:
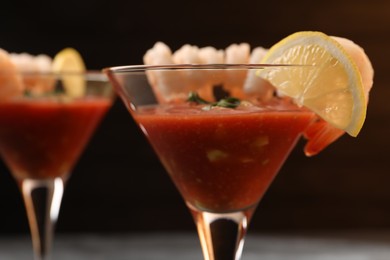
[{"x1": 2, "y1": 231, "x2": 390, "y2": 259}]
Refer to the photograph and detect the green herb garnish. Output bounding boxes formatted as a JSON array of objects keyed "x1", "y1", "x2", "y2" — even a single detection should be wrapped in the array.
[
  {"x1": 214, "y1": 97, "x2": 241, "y2": 108},
  {"x1": 187, "y1": 92, "x2": 210, "y2": 104},
  {"x1": 187, "y1": 91, "x2": 241, "y2": 109}
]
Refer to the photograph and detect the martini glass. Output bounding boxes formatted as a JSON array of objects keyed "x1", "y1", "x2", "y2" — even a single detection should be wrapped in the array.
[
  {"x1": 0, "y1": 71, "x2": 114, "y2": 260},
  {"x1": 105, "y1": 64, "x2": 315, "y2": 260}
]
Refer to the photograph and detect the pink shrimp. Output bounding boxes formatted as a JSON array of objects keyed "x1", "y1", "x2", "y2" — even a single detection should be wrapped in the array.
[
  {"x1": 0, "y1": 49, "x2": 24, "y2": 100},
  {"x1": 224, "y1": 43, "x2": 250, "y2": 99},
  {"x1": 143, "y1": 42, "x2": 187, "y2": 103},
  {"x1": 243, "y1": 47, "x2": 275, "y2": 101},
  {"x1": 10, "y1": 53, "x2": 55, "y2": 95},
  {"x1": 304, "y1": 36, "x2": 374, "y2": 156}
]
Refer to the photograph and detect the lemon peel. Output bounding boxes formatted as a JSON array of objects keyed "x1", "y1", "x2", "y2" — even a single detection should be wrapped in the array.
[
  {"x1": 259, "y1": 31, "x2": 366, "y2": 137},
  {"x1": 52, "y1": 48, "x2": 86, "y2": 98}
]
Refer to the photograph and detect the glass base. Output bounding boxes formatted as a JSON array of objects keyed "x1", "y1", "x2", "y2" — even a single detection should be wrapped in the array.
[
  {"x1": 189, "y1": 205, "x2": 256, "y2": 260},
  {"x1": 21, "y1": 177, "x2": 64, "y2": 260}
]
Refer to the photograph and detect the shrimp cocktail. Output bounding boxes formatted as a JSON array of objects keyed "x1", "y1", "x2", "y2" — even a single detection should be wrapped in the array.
[
  {"x1": 105, "y1": 31, "x2": 374, "y2": 260},
  {"x1": 0, "y1": 48, "x2": 114, "y2": 260}
]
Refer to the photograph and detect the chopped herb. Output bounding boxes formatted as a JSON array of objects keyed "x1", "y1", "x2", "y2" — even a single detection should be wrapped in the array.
[
  {"x1": 187, "y1": 91, "x2": 241, "y2": 109},
  {"x1": 187, "y1": 92, "x2": 210, "y2": 104},
  {"x1": 215, "y1": 97, "x2": 241, "y2": 108}
]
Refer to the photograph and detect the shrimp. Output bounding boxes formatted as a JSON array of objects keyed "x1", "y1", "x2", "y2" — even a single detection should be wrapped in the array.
[
  {"x1": 304, "y1": 37, "x2": 374, "y2": 156},
  {"x1": 173, "y1": 44, "x2": 206, "y2": 92},
  {"x1": 10, "y1": 53, "x2": 54, "y2": 95},
  {"x1": 0, "y1": 49, "x2": 24, "y2": 100},
  {"x1": 332, "y1": 36, "x2": 374, "y2": 102},
  {"x1": 143, "y1": 42, "x2": 186, "y2": 103},
  {"x1": 224, "y1": 43, "x2": 250, "y2": 98},
  {"x1": 197, "y1": 46, "x2": 225, "y2": 101},
  {"x1": 198, "y1": 47, "x2": 224, "y2": 64},
  {"x1": 243, "y1": 47, "x2": 274, "y2": 101},
  {"x1": 198, "y1": 47, "x2": 225, "y2": 85}
]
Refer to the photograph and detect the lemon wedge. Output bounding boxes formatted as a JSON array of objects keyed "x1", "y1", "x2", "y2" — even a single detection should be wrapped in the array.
[
  {"x1": 259, "y1": 31, "x2": 366, "y2": 137},
  {"x1": 52, "y1": 48, "x2": 86, "y2": 98}
]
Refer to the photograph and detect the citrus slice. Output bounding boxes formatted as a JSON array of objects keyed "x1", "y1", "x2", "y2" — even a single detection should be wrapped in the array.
[
  {"x1": 52, "y1": 48, "x2": 86, "y2": 98},
  {"x1": 259, "y1": 31, "x2": 367, "y2": 137}
]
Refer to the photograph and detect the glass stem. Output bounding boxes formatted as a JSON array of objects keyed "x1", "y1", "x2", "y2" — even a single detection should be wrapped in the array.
[
  {"x1": 190, "y1": 206, "x2": 255, "y2": 260},
  {"x1": 21, "y1": 177, "x2": 64, "y2": 260}
]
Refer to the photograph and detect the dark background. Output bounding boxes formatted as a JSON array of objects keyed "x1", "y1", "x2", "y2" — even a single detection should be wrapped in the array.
[{"x1": 0, "y1": 0, "x2": 388, "y2": 234}]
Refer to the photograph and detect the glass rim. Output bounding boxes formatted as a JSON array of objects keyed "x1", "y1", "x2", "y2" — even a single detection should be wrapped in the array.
[
  {"x1": 103, "y1": 63, "x2": 310, "y2": 74},
  {"x1": 0, "y1": 70, "x2": 106, "y2": 76},
  {"x1": 0, "y1": 70, "x2": 108, "y2": 81}
]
